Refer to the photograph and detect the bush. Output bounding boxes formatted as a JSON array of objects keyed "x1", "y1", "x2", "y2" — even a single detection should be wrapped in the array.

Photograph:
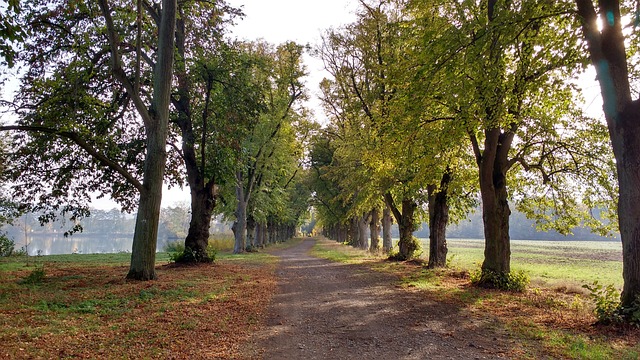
[
  {"x1": 0, "y1": 233, "x2": 15, "y2": 257},
  {"x1": 582, "y1": 281, "x2": 640, "y2": 326},
  {"x1": 583, "y1": 281, "x2": 623, "y2": 324},
  {"x1": 621, "y1": 296, "x2": 640, "y2": 325},
  {"x1": 471, "y1": 268, "x2": 530, "y2": 292},
  {"x1": 387, "y1": 236, "x2": 422, "y2": 261},
  {"x1": 169, "y1": 246, "x2": 216, "y2": 264},
  {"x1": 163, "y1": 240, "x2": 185, "y2": 253}
]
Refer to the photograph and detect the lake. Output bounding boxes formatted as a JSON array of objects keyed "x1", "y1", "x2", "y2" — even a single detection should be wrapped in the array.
[{"x1": 16, "y1": 234, "x2": 174, "y2": 256}]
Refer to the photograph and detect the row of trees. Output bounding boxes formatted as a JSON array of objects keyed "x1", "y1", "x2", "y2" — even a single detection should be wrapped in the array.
[
  {"x1": 0, "y1": 1, "x2": 311, "y2": 279},
  {"x1": 309, "y1": 0, "x2": 640, "y2": 315}
]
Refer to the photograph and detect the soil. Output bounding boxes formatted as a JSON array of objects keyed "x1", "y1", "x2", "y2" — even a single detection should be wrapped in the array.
[{"x1": 245, "y1": 238, "x2": 515, "y2": 359}]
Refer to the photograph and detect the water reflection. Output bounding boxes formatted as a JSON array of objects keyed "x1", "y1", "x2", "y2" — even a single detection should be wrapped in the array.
[{"x1": 20, "y1": 235, "x2": 171, "y2": 256}]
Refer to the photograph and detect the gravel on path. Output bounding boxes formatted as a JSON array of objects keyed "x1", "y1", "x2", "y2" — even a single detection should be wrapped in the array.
[{"x1": 246, "y1": 238, "x2": 514, "y2": 359}]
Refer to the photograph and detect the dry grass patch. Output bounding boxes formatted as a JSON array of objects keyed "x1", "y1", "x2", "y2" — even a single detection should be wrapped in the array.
[{"x1": 0, "y1": 258, "x2": 277, "y2": 359}]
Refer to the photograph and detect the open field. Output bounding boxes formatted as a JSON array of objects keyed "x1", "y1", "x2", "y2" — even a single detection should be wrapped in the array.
[{"x1": 441, "y1": 239, "x2": 623, "y2": 290}]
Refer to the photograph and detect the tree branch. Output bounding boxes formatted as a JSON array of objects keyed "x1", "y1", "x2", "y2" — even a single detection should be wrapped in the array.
[
  {"x1": 97, "y1": 0, "x2": 153, "y2": 129},
  {"x1": 0, "y1": 125, "x2": 143, "y2": 191}
]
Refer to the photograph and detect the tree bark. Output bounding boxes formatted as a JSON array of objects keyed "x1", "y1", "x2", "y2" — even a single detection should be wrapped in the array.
[
  {"x1": 369, "y1": 208, "x2": 380, "y2": 252},
  {"x1": 182, "y1": 188, "x2": 215, "y2": 262},
  {"x1": 172, "y1": 12, "x2": 217, "y2": 262},
  {"x1": 384, "y1": 193, "x2": 418, "y2": 260},
  {"x1": 398, "y1": 199, "x2": 418, "y2": 259},
  {"x1": 357, "y1": 214, "x2": 369, "y2": 250},
  {"x1": 382, "y1": 205, "x2": 392, "y2": 252},
  {"x1": 247, "y1": 215, "x2": 257, "y2": 248},
  {"x1": 126, "y1": 0, "x2": 177, "y2": 280},
  {"x1": 576, "y1": 0, "x2": 640, "y2": 309},
  {"x1": 427, "y1": 172, "x2": 451, "y2": 268},
  {"x1": 478, "y1": 129, "x2": 512, "y2": 277},
  {"x1": 233, "y1": 171, "x2": 247, "y2": 253},
  {"x1": 348, "y1": 217, "x2": 358, "y2": 246}
]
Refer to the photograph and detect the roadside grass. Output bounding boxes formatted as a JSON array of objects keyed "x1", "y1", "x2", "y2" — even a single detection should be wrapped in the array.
[
  {"x1": 311, "y1": 240, "x2": 385, "y2": 264},
  {"x1": 0, "y1": 247, "x2": 279, "y2": 359},
  {"x1": 313, "y1": 237, "x2": 640, "y2": 359}
]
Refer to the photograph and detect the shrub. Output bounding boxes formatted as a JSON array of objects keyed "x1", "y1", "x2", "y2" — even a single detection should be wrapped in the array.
[
  {"x1": 471, "y1": 268, "x2": 530, "y2": 292},
  {"x1": 163, "y1": 240, "x2": 185, "y2": 253},
  {"x1": 245, "y1": 244, "x2": 260, "y2": 252},
  {"x1": 620, "y1": 296, "x2": 640, "y2": 325},
  {"x1": 169, "y1": 246, "x2": 216, "y2": 264},
  {"x1": 0, "y1": 233, "x2": 15, "y2": 257},
  {"x1": 387, "y1": 237, "x2": 422, "y2": 261},
  {"x1": 582, "y1": 281, "x2": 640, "y2": 326},
  {"x1": 583, "y1": 281, "x2": 623, "y2": 324}
]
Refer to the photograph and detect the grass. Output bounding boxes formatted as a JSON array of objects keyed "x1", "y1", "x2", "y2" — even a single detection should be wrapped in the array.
[
  {"x1": 440, "y1": 239, "x2": 623, "y2": 290},
  {"x1": 310, "y1": 240, "x2": 378, "y2": 263},
  {"x1": 0, "y1": 239, "x2": 293, "y2": 359},
  {"x1": 313, "y1": 237, "x2": 639, "y2": 359}
]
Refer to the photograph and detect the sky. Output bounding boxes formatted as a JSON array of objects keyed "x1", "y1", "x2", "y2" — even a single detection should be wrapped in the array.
[{"x1": 94, "y1": 0, "x2": 360, "y2": 209}]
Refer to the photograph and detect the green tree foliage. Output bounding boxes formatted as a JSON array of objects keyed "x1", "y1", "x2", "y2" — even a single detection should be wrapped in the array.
[
  {"x1": 0, "y1": 0, "x2": 25, "y2": 67},
  {"x1": 312, "y1": 0, "x2": 616, "y2": 279},
  {"x1": 403, "y1": 0, "x2": 615, "y2": 286},
  {"x1": 316, "y1": 0, "x2": 477, "y2": 261},
  {"x1": 170, "y1": 2, "x2": 244, "y2": 262},
  {"x1": 1, "y1": 0, "x2": 178, "y2": 279},
  {"x1": 209, "y1": 41, "x2": 309, "y2": 253}
]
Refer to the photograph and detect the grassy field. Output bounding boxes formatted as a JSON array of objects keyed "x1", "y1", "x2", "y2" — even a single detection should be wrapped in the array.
[{"x1": 442, "y1": 239, "x2": 624, "y2": 290}]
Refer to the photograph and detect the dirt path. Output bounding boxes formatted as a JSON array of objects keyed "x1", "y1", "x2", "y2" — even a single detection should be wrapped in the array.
[{"x1": 246, "y1": 238, "x2": 514, "y2": 359}]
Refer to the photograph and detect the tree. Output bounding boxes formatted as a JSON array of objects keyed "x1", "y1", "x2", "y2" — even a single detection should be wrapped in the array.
[
  {"x1": 220, "y1": 42, "x2": 307, "y2": 254},
  {"x1": 317, "y1": 0, "x2": 426, "y2": 259},
  {"x1": 1, "y1": 0, "x2": 177, "y2": 280},
  {"x1": 99, "y1": 0, "x2": 177, "y2": 280},
  {"x1": 170, "y1": 1, "x2": 242, "y2": 262},
  {"x1": 575, "y1": 0, "x2": 640, "y2": 311},
  {"x1": 0, "y1": 0, "x2": 25, "y2": 67},
  {"x1": 407, "y1": 0, "x2": 615, "y2": 285}
]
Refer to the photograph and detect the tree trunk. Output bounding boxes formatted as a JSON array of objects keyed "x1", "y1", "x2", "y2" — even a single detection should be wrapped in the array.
[
  {"x1": 357, "y1": 214, "x2": 369, "y2": 250},
  {"x1": 370, "y1": 208, "x2": 380, "y2": 252},
  {"x1": 398, "y1": 199, "x2": 418, "y2": 260},
  {"x1": 173, "y1": 14, "x2": 217, "y2": 263},
  {"x1": 348, "y1": 217, "x2": 358, "y2": 246},
  {"x1": 384, "y1": 193, "x2": 418, "y2": 260},
  {"x1": 576, "y1": 0, "x2": 640, "y2": 310},
  {"x1": 615, "y1": 107, "x2": 640, "y2": 307},
  {"x1": 233, "y1": 171, "x2": 247, "y2": 253},
  {"x1": 247, "y1": 215, "x2": 256, "y2": 248},
  {"x1": 382, "y1": 205, "x2": 392, "y2": 252},
  {"x1": 479, "y1": 131, "x2": 511, "y2": 278},
  {"x1": 268, "y1": 219, "x2": 275, "y2": 244},
  {"x1": 255, "y1": 222, "x2": 264, "y2": 247},
  {"x1": 182, "y1": 189, "x2": 215, "y2": 262},
  {"x1": 427, "y1": 172, "x2": 451, "y2": 268},
  {"x1": 126, "y1": 0, "x2": 176, "y2": 280}
]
